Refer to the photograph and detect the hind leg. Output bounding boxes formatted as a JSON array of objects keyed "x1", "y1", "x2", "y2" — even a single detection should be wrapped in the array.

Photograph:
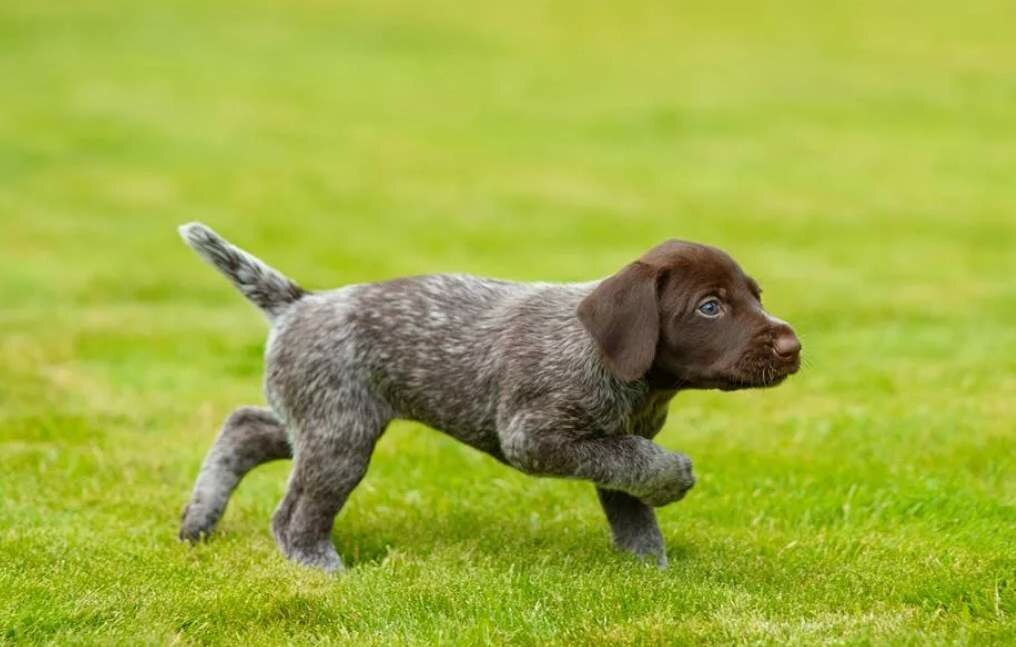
[
  {"x1": 271, "y1": 406, "x2": 387, "y2": 573},
  {"x1": 180, "y1": 406, "x2": 292, "y2": 542}
]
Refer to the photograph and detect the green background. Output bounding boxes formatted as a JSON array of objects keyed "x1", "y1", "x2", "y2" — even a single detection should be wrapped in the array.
[{"x1": 2, "y1": 0, "x2": 1014, "y2": 643}]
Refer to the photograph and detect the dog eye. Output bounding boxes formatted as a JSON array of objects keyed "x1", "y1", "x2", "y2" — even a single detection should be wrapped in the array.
[{"x1": 696, "y1": 299, "x2": 722, "y2": 318}]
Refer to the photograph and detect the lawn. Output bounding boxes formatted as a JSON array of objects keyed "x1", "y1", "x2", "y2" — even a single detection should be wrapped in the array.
[{"x1": 2, "y1": 0, "x2": 1015, "y2": 643}]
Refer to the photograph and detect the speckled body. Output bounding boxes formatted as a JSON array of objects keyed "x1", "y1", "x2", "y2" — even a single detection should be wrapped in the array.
[
  {"x1": 177, "y1": 222, "x2": 801, "y2": 573},
  {"x1": 267, "y1": 276, "x2": 671, "y2": 459}
]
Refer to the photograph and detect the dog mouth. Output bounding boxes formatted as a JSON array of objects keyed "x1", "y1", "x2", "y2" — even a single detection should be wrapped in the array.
[{"x1": 720, "y1": 350, "x2": 800, "y2": 390}]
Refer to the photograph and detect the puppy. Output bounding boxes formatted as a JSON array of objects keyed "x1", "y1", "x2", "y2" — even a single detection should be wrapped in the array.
[{"x1": 178, "y1": 224, "x2": 801, "y2": 571}]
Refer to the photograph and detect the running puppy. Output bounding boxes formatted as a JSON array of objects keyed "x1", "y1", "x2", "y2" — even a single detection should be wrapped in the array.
[{"x1": 178, "y1": 224, "x2": 801, "y2": 571}]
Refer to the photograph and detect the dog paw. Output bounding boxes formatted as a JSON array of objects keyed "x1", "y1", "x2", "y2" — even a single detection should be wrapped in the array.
[
  {"x1": 271, "y1": 515, "x2": 344, "y2": 574},
  {"x1": 179, "y1": 502, "x2": 219, "y2": 543},
  {"x1": 616, "y1": 539, "x2": 669, "y2": 569},
  {"x1": 278, "y1": 539, "x2": 344, "y2": 574},
  {"x1": 640, "y1": 453, "x2": 695, "y2": 507}
]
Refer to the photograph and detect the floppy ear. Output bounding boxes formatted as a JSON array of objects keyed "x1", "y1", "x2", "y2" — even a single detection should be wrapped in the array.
[{"x1": 577, "y1": 261, "x2": 660, "y2": 382}]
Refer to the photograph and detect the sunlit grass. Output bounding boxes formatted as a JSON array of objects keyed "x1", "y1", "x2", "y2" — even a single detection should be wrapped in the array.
[{"x1": 1, "y1": 0, "x2": 1014, "y2": 643}]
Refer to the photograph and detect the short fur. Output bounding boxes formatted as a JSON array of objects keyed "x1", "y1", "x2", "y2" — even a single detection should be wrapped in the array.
[{"x1": 178, "y1": 223, "x2": 801, "y2": 571}]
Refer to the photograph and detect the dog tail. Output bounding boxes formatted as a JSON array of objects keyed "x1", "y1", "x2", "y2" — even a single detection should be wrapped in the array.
[{"x1": 178, "y1": 222, "x2": 307, "y2": 320}]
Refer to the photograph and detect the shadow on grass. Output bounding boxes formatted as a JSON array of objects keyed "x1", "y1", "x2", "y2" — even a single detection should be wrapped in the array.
[{"x1": 331, "y1": 504, "x2": 697, "y2": 571}]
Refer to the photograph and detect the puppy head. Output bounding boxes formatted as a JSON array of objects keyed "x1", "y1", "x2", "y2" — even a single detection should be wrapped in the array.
[{"x1": 577, "y1": 240, "x2": 801, "y2": 389}]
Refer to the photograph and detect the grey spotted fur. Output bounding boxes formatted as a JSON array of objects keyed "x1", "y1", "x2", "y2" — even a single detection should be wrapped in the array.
[{"x1": 178, "y1": 223, "x2": 701, "y2": 571}]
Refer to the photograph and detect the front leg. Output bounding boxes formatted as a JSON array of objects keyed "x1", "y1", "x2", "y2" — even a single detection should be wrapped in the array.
[
  {"x1": 597, "y1": 488, "x2": 667, "y2": 567},
  {"x1": 499, "y1": 410, "x2": 695, "y2": 507}
]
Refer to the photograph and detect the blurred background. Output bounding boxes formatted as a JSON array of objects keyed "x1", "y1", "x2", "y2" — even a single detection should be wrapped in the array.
[{"x1": 2, "y1": 0, "x2": 1014, "y2": 643}]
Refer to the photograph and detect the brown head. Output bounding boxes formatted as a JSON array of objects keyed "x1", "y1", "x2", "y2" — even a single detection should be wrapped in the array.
[{"x1": 577, "y1": 240, "x2": 801, "y2": 390}]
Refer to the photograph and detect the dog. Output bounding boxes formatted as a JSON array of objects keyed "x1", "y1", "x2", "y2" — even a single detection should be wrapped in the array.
[{"x1": 177, "y1": 223, "x2": 801, "y2": 571}]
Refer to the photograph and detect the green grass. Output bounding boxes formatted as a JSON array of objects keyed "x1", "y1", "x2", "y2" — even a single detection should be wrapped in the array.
[{"x1": 2, "y1": 0, "x2": 1015, "y2": 643}]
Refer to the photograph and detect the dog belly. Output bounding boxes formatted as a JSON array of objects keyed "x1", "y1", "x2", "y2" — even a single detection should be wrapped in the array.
[
  {"x1": 386, "y1": 387, "x2": 506, "y2": 462},
  {"x1": 422, "y1": 418, "x2": 507, "y2": 463}
]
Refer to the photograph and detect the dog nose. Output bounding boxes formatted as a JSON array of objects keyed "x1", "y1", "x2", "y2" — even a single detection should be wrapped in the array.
[{"x1": 773, "y1": 329, "x2": 801, "y2": 359}]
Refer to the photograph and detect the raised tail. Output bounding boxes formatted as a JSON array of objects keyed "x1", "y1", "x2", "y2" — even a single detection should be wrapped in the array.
[{"x1": 178, "y1": 222, "x2": 307, "y2": 320}]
